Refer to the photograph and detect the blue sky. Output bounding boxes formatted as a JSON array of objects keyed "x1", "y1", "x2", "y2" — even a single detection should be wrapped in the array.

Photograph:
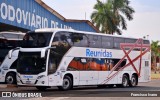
[{"x1": 42, "y1": 0, "x2": 160, "y2": 41}]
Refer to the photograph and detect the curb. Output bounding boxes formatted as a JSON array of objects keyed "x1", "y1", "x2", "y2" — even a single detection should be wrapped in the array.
[
  {"x1": 0, "y1": 84, "x2": 17, "y2": 88},
  {"x1": 151, "y1": 78, "x2": 160, "y2": 80},
  {"x1": 7, "y1": 84, "x2": 18, "y2": 88},
  {"x1": 0, "y1": 85, "x2": 7, "y2": 88}
]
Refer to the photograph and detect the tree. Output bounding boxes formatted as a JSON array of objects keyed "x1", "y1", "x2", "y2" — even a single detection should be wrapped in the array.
[
  {"x1": 91, "y1": 0, "x2": 135, "y2": 35},
  {"x1": 112, "y1": 0, "x2": 135, "y2": 31},
  {"x1": 151, "y1": 41, "x2": 160, "y2": 73},
  {"x1": 91, "y1": 0, "x2": 118, "y2": 34}
]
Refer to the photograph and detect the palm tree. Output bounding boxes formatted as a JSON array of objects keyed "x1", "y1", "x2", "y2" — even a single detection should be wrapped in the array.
[
  {"x1": 91, "y1": 0, "x2": 118, "y2": 34},
  {"x1": 112, "y1": 0, "x2": 135, "y2": 30},
  {"x1": 151, "y1": 41, "x2": 159, "y2": 73},
  {"x1": 91, "y1": 0, "x2": 135, "y2": 35}
]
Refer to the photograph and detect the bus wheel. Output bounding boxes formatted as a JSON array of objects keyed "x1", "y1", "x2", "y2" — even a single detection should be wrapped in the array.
[
  {"x1": 58, "y1": 76, "x2": 73, "y2": 91},
  {"x1": 36, "y1": 86, "x2": 47, "y2": 91},
  {"x1": 5, "y1": 73, "x2": 16, "y2": 84},
  {"x1": 129, "y1": 75, "x2": 137, "y2": 87},
  {"x1": 122, "y1": 74, "x2": 129, "y2": 87}
]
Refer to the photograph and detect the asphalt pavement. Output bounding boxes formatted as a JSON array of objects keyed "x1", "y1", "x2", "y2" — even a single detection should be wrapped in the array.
[{"x1": 0, "y1": 80, "x2": 160, "y2": 100}]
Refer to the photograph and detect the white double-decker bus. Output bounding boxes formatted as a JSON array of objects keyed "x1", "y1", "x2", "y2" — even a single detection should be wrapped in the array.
[
  {"x1": 9, "y1": 28, "x2": 150, "y2": 90},
  {"x1": 0, "y1": 31, "x2": 25, "y2": 84}
]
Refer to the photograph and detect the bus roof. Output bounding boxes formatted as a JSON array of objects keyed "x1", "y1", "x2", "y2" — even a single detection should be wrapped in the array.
[
  {"x1": 34, "y1": 28, "x2": 149, "y2": 41},
  {"x1": 0, "y1": 31, "x2": 25, "y2": 35},
  {"x1": 0, "y1": 31, "x2": 25, "y2": 40}
]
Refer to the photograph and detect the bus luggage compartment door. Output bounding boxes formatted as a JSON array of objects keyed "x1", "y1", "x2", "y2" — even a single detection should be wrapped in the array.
[{"x1": 79, "y1": 71, "x2": 98, "y2": 85}]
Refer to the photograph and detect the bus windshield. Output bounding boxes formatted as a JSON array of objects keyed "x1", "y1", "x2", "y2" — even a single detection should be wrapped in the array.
[
  {"x1": 0, "y1": 32, "x2": 25, "y2": 65},
  {"x1": 22, "y1": 32, "x2": 53, "y2": 48},
  {"x1": 17, "y1": 52, "x2": 46, "y2": 74}
]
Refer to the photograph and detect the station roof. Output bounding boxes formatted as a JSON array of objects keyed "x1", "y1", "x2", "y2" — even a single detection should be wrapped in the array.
[{"x1": 35, "y1": 0, "x2": 100, "y2": 33}]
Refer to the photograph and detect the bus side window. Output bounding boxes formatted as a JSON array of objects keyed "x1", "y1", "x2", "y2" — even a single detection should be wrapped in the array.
[
  {"x1": 71, "y1": 33, "x2": 88, "y2": 47},
  {"x1": 88, "y1": 35, "x2": 101, "y2": 48},
  {"x1": 102, "y1": 36, "x2": 113, "y2": 49},
  {"x1": 125, "y1": 38, "x2": 136, "y2": 43},
  {"x1": 81, "y1": 35, "x2": 89, "y2": 47},
  {"x1": 114, "y1": 38, "x2": 125, "y2": 49},
  {"x1": 51, "y1": 34, "x2": 60, "y2": 47},
  {"x1": 67, "y1": 57, "x2": 88, "y2": 71},
  {"x1": 52, "y1": 32, "x2": 73, "y2": 47},
  {"x1": 106, "y1": 59, "x2": 114, "y2": 71},
  {"x1": 112, "y1": 59, "x2": 126, "y2": 71},
  {"x1": 60, "y1": 33, "x2": 73, "y2": 47},
  {"x1": 121, "y1": 59, "x2": 126, "y2": 67},
  {"x1": 144, "y1": 40, "x2": 150, "y2": 44},
  {"x1": 10, "y1": 60, "x2": 17, "y2": 69}
]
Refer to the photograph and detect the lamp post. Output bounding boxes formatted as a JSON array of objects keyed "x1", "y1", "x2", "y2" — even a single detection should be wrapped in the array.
[
  {"x1": 146, "y1": 35, "x2": 149, "y2": 39},
  {"x1": 143, "y1": 35, "x2": 149, "y2": 39}
]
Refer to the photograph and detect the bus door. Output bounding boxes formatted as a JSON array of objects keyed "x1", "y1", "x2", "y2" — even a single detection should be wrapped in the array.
[
  {"x1": 79, "y1": 58, "x2": 99, "y2": 85},
  {"x1": 143, "y1": 60, "x2": 150, "y2": 82},
  {"x1": 48, "y1": 50, "x2": 62, "y2": 86},
  {"x1": 48, "y1": 31, "x2": 71, "y2": 86}
]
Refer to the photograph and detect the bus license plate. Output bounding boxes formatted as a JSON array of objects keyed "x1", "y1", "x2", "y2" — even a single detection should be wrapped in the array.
[{"x1": 26, "y1": 80, "x2": 31, "y2": 84}]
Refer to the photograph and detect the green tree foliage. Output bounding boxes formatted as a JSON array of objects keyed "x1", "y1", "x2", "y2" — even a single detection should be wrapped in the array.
[
  {"x1": 91, "y1": 0, "x2": 135, "y2": 35},
  {"x1": 151, "y1": 41, "x2": 160, "y2": 70}
]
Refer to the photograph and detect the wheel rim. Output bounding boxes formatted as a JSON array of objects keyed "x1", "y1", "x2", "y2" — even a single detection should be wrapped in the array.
[
  {"x1": 6, "y1": 76, "x2": 14, "y2": 84},
  {"x1": 131, "y1": 77, "x2": 136, "y2": 86},
  {"x1": 63, "y1": 78, "x2": 70, "y2": 89},
  {"x1": 122, "y1": 77, "x2": 128, "y2": 87}
]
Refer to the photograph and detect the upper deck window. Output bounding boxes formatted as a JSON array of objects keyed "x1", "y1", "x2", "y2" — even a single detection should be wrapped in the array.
[
  {"x1": 22, "y1": 32, "x2": 53, "y2": 48},
  {"x1": 114, "y1": 37, "x2": 125, "y2": 49}
]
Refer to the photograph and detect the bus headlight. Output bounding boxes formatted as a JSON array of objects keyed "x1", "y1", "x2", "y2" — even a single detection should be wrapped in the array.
[{"x1": 37, "y1": 75, "x2": 45, "y2": 79}]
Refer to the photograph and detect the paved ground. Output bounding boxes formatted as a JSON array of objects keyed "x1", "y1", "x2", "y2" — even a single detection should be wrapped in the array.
[{"x1": 0, "y1": 80, "x2": 160, "y2": 100}]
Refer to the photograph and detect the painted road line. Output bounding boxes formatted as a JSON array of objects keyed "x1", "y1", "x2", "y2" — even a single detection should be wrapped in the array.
[{"x1": 51, "y1": 97, "x2": 70, "y2": 100}]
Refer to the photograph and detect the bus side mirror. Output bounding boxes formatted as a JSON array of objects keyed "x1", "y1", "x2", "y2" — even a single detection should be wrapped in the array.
[
  {"x1": 8, "y1": 47, "x2": 20, "y2": 59},
  {"x1": 41, "y1": 47, "x2": 56, "y2": 58},
  {"x1": 8, "y1": 50, "x2": 13, "y2": 59},
  {"x1": 41, "y1": 49, "x2": 46, "y2": 58}
]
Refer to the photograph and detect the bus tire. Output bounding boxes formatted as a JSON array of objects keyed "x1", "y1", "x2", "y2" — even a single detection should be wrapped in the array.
[
  {"x1": 129, "y1": 75, "x2": 137, "y2": 87},
  {"x1": 58, "y1": 76, "x2": 73, "y2": 91},
  {"x1": 36, "y1": 86, "x2": 47, "y2": 91},
  {"x1": 5, "y1": 73, "x2": 16, "y2": 84},
  {"x1": 121, "y1": 74, "x2": 129, "y2": 87}
]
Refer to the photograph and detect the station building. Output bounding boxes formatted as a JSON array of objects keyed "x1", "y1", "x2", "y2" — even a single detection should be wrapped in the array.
[{"x1": 0, "y1": 0, "x2": 99, "y2": 32}]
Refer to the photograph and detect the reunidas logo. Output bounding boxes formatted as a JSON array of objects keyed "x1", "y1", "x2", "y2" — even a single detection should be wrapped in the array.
[{"x1": 86, "y1": 49, "x2": 112, "y2": 58}]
